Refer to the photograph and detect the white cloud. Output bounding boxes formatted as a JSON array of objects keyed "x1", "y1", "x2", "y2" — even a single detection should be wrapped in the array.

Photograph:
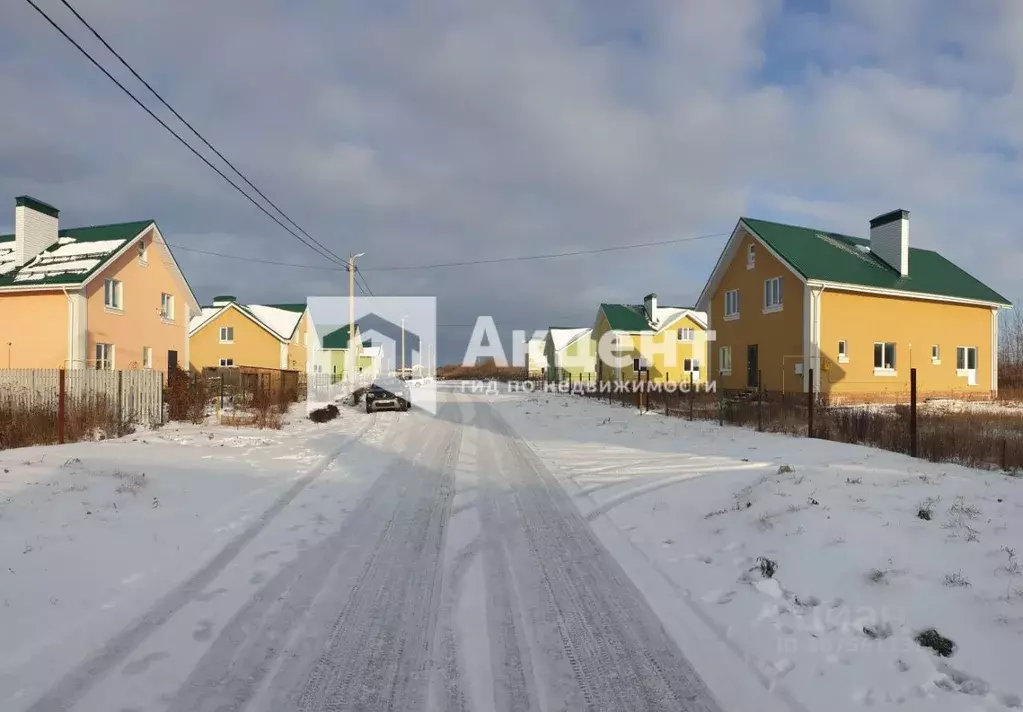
[{"x1": 0, "y1": 0, "x2": 1020, "y2": 361}]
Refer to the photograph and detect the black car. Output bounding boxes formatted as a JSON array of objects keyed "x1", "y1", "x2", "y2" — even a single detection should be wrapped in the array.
[{"x1": 364, "y1": 378, "x2": 411, "y2": 413}]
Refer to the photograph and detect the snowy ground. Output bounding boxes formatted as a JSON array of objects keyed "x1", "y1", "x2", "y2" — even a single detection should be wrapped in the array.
[
  {"x1": 0, "y1": 404, "x2": 397, "y2": 711},
  {"x1": 491, "y1": 388, "x2": 1023, "y2": 712},
  {"x1": 4, "y1": 386, "x2": 1021, "y2": 711}
]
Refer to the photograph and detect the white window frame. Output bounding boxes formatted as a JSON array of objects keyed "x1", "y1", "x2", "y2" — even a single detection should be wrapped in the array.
[
  {"x1": 142, "y1": 346, "x2": 152, "y2": 369},
  {"x1": 677, "y1": 327, "x2": 695, "y2": 342},
  {"x1": 160, "y1": 293, "x2": 174, "y2": 321},
  {"x1": 746, "y1": 243, "x2": 756, "y2": 269},
  {"x1": 932, "y1": 344, "x2": 941, "y2": 365},
  {"x1": 838, "y1": 340, "x2": 849, "y2": 364},
  {"x1": 956, "y1": 346, "x2": 978, "y2": 383},
  {"x1": 873, "y1": 341, "x2": 897, "y2": 375},
  {"x1": 683, "y1": 357, "x2": 701, "y2": 373},
  {"x1": 633, "y1": 357, "x2": 649, "y2": 373},
  {"x1": 219, "y1": 326, "x2": 234, "y2": 344},
  {"x1": 724, "y1": 289, "x2": 740, "y2": 320},
  {"x1": 763, "y1": 277, "x2": 783, "y2": 313},
  {"x1": 95, "y1": 343, "x2": 114, "y2": 370},
  {"x1": 219, "y1": 357, "x2": 235, "y2": 367},
  {"x1": 719, "y1": 346, "x2": 732, "y2": 375},
  {"x1": 104, "y1": 278, "x2": 122, "y2": 311},
  {"x1": 137, "y1": 240, "x2": 148, "y2": 265}
]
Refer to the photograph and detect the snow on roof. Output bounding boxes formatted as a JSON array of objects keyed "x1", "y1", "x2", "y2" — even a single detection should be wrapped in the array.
[
  {"x1": 549, "y1": 327, "x2": 590, "y2": 352},
  {"x1": 244, "y1": 304, "x2": 303, "y2": 340},
  {"x1": 653, "y1": 307, "x2": 707, "y2": 330},
  {"x1": 44, "y1": 239, "x2": 126, "y2": 259},
  {"x1": 189, "y1": 307, "x2": 223, "y2": 334},
  {"x1": 14, "y1": 258, "x2": 103, "y2": 282}
]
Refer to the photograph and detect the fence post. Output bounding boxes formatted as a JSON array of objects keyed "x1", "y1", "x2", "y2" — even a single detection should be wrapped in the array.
[
  {"x1": 718, "y1": 381, "x2": 724, "y2": 427},
  {"x1": 910, "y1": 367, "x2": 918, "y2": 458},
  {"x1": 757, "y1": 370, "x2": 763, "y2": 432},
  {"x1": 808, "y1": 368, "x2": 815, "y2": 438},
  {"x1": 689, "y1": 371, "x2": 695, "y2": 421},
  {"x1": 117, "y1": 370, "x2": 123, "y2": 427},
  {"x1": 58, "y1": 368, "x2": 66, "y2": 444}
]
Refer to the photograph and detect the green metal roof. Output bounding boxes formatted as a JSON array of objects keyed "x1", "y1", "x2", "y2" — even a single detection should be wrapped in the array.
[
  {"x1": 0, "y1": 220, "x2": 153, "y2": 288},
  {"x1": 600, "y1": 303, "x2": 652, "y2": 331},
  {"x1": 322, "y1": 324, "x2": 358, "y2": 349},
  {"x1": 264, "y1": 302, "x2": 306, "y2": 313},
  {"x1": 742, "y1": 217, "x2": 1011, "y2": 306},
  {"x1": 599, "y1": 303, "x2": 691, "y2": 332}
]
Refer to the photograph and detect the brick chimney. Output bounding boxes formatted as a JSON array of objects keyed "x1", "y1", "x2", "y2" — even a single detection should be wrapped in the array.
[
  {"x1": 869, "y1": 209, "x2": 910, "y2": 276},
  {"x1": 14, "y1": 196, "x2": 59, "y2": 267}
]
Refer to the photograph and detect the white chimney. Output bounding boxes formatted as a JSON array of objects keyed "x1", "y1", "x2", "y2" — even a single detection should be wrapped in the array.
[
  {"x1": 869, "y1": 209, "x2": 910, "y2": 276},
  {"x1": 14, "y1": 196, "x2": 60, "y2": 267},
  {"x1": 644, "y1": 292, "x2": 658, "y2": 323}
]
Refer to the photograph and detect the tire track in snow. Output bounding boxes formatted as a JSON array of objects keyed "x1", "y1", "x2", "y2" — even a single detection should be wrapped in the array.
[
  {"x1": 161, "y1": 417, "x2": 434, "y2": 712},
  {"x1": 475, "y1": 402, "x2": 725, "y2": 711},
  {"x1": 24, "y1": 413, "x2": 385, "y2": 712}
]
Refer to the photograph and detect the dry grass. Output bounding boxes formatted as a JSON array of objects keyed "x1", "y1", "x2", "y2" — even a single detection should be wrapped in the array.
[
  {"x1": 584, "y1": 383, "x2": 1023, "y2": 473},
  {"x1": 0, "y1": 394, "x2": 134, "y2": 450},
  {"x1": 437, "y1": 364, "x2": 529, "y2": 381}
]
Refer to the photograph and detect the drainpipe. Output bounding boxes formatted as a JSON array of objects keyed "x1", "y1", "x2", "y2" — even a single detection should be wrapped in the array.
[
  {"x1": 62, "y1": 286, "x2": 74, "y2": 369},
  {"x1": 811, "y1": 285, "x2": 826, "y2": 394}
]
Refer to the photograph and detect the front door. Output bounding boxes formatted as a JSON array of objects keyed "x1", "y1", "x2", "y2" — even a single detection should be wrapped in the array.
[
  {"x1": 168, "y1": 350, "x2": 178, "y2": 371},
  {"x1": 747, "y1": 344, "x2": 759, "y2": 388}
]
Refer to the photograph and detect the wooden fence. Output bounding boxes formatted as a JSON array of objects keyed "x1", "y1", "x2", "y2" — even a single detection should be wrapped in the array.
[{"x1": 0, "y1": 369, "x2": 164, "y2": 425}]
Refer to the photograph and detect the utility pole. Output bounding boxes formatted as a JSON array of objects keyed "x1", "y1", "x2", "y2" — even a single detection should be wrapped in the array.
[
  {"x1": 400, "y1": 315, "x2": 407, "y2": 376},
  {"x1": 348, "y1": 252, "x2": 364, "y2": 384}
]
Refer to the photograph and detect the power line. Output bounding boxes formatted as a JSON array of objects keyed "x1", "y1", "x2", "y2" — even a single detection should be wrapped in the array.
[
  {"x1": 168, "y1": 244, "x2": 346, "y2": 270},
  {"x1": 361, "y1": 231, "x2": 728, "y2": 272},
  {"x1": 355, "y1": 267, "x2": 375, "y2": 296},
  {"x1": 53, "y1": 0, "x2": 346, "y2": 266},
  {"x1": 23, "y1": 0, "x2": 345, "y2": 267}
]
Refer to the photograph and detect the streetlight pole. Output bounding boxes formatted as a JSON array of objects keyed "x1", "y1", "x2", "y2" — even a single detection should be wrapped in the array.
[
  {"x1": 348, "y1": 252, "x2": 364, "y2": 383},
  {"x1": 400, "y1": 316, "x2": 406, "y2": 376}
]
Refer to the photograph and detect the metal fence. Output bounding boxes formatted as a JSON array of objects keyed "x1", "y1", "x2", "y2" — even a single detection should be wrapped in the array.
[
  {"x1": 0, "y1": 368, "x2": 163, "y2": 425},
  {"x1": 566, "y1": 368, "x2": 1023, "y2": 473}
]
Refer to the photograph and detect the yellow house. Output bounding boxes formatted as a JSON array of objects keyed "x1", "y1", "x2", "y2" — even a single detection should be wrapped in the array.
[
  {"x1": 188, "y1": 296, "x2": 309, "y2": 372},
  {"x1": 0, "y1": 196, "x2": 199, "y2": 372},
  {"x1": 592, "y1": 294, "x2": 709, "y2": 384},
  {"x1": 697, "y1": 211, "x2": 1012, "y2": 401}
]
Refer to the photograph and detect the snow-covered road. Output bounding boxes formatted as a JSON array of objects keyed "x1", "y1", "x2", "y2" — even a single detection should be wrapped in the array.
[{"x1": 3, "y1": 391, "x2": 724, "y2": 712}]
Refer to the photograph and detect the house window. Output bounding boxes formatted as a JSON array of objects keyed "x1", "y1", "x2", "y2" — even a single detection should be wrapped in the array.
[
  {"x1": 764, "y1": 277, "x2": 783, "y2": 311},
  {"x1": 724, "y1": 289, "x2": 740, "y2": 318},
  {"x1": 219, "y1": 358, "x2": 234, "y2": 367},
  {"x1": 677, "y1": 327, "x2": 695, "y2": 341},
  {"x1": 747, "y1": 244, "x2": 756, "y2": 269},
  {"x1": 160, "y1": 293, "x2": 174, "y2": 320},
  {"x1": 956, "y1": 346, "x2": 977, "y2": 371},
  {"x1": 633, "y1": 357, "x2": 649, "y2": 372},
  {"x1": 137, "y1": 241, "x2": 148, "y2": 264},
  {"x1": 104, "y1": 279, "x2": 122, "y2": 310},
  {"x1": 142, "y1": 346, "x2": 152, "y2": 369},
  {"x1": 719, "y1": 346, "x2": 732, "y2": 374},
  {"x1": 932, "y1": 345, "x2": 941, "y2": 364},
  {"x1": 838, "y1": 340, "x2": 848, "y2": 362},
  {"x1": 95, "y1": 343, "x2": 114, "y2": 370},
  {"x1": 219, "y1": 326, "x2": 234, "y2": 343},
  {"x1": 683, "y1": 358, "x2": 701, "y2": 373},
  {"x1": 874, "y1": 342, "x2": 897, "y2": 372}
]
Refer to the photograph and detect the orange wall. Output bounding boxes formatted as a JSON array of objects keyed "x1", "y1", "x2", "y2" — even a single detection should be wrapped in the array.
[
  {"x1": 0, "y1": 291, "x2": 68, "y2": 367},
  {"x1": 189, "y1": 307, "x2": 284, "y2": 371},
  {"x1": 819, "y1": 290, "x2": 995, "y2": 399},
  {"x1": 709, "y1": 228, "x2": 805, "y2": 392},
  {"x1": 86, "y1": 228, "x2": 189, "y2": 371}
]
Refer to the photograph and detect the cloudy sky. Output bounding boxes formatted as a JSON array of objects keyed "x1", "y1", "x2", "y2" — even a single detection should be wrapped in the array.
[{"x1": 2, "y1": 0, "x2": 1022, "y2": 363}]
